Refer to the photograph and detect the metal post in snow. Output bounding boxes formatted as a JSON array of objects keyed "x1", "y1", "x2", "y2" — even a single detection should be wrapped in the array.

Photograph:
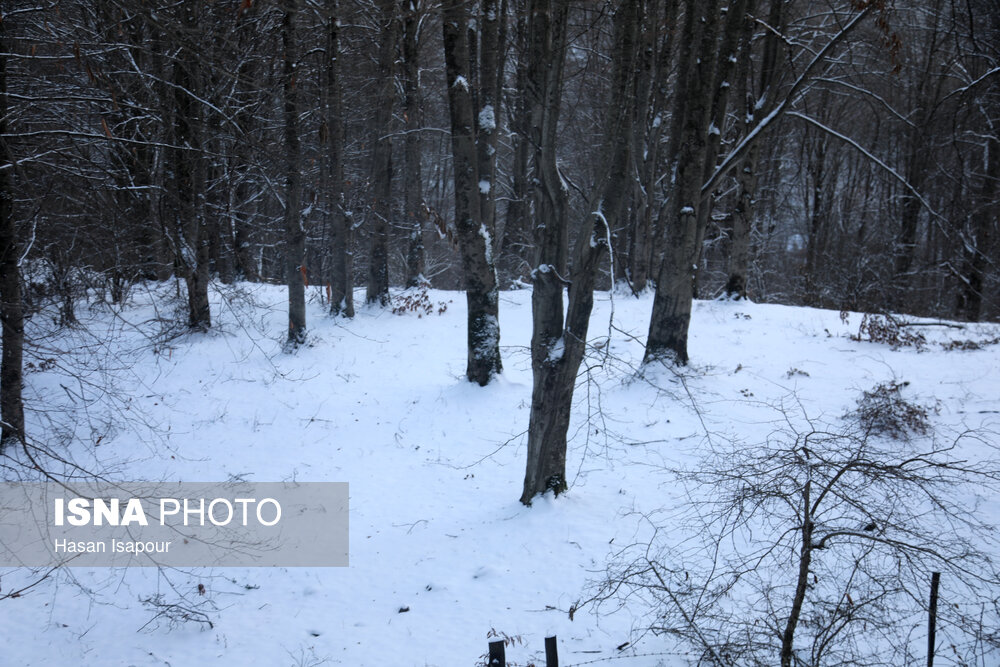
[
  {"x1": 928, "y1": 571, "x2": 941, "y2": 667},
  {"x1": 544, "y1": 635, "x2": 559, "y2": 667},
  {"x1": 488, "y1": 639, "x2": 505, "y2": 667}
]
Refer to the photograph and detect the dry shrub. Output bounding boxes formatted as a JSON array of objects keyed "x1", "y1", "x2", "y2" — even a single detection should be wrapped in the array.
[
  {"x1": 851, "y1": 313, "x2": 926, "y2": 349},
  {"x1": 852, "y1": 380, "x2": 930, "y2": 439},
  {"x1": 390, "y1": 281, "x2": 449, "y2": 317}
]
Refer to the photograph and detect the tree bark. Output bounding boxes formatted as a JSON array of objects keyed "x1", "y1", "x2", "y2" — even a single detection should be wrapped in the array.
[
  {"x1": 955, "y1": 133, "x2": 998, "y2": 321},
  {"x1": 0, "y1": 19, "x2": 24, "y2": 450},
  {"x1": 645, "y1": 0, "x2": 723, "y2": 365},
  {"x1": 402, "y1": 1, "x2": 425, "y2": 288},
  {"x1": 695, "y1": 0, "x2": 750, "y2": 293},
  {"x1": 366, "y1": 0, "x2": 400, "y2": 306},
  {"x1": 893, "y1": 0, "x2": 944, "y2": 308},
  {"x1": 171, "y1": 2, "x2": 210, "y2": 330},
  {"x1": 521, "y1": 0, "x2": 638, "y2": 505},
  {"x1": 781, "y1": 480, "x2": 813, "y2": 667},
  {"x1": 325, "y1": 1, "x2": 354, "y2": 317},
  {"x1": 625, "y1": 0, "x2": 670, "y2": 294},
  {"x1": 283, "y1": 0, "x2": 306, "y2": 345},
  {"x1": 442, "y1": 0, "x2": 503, "y2": 386},
  {"x1": 725, "y1": 0, "x2": 781, "y2": 299},
  {"x1": 501, "y1": 0, "x2": 532, "y2": 281},
  {"x1": 231, "y1": 5, "x2": 261, "y2": 281},
  {"x1": 476, "y1": 0, "x2": 505, "y2": 248}
]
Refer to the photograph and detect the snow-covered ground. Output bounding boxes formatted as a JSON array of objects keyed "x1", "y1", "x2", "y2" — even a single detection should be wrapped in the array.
[{"x1": 1, "y1": 283, "x2": 998, "y2": 666}]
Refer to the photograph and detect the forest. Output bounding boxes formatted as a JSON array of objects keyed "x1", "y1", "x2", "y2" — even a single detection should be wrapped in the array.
[{"x1": 1, "y1": 0, "x2": 999, "y2": 665}]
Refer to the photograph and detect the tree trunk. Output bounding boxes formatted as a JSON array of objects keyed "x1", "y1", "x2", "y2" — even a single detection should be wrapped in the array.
[
  {"x1": 781, "y1": 479, "x2": 814, "y2": 667},
  {"x1": 476, "y1": 0, "x2": 505, "y2": 248},
  {"x1": 366, "y1": 0, "x2": 400, "y2": 306},
  {"x1": 695, "y1": 0, "x2": 749, "y2": 291},
  {"x1": 283, "y1": 0, "x2": 306, "y2": 345},
  {"x1": 323, "y1": 2, "x2": 354, "y2": 317},
  {"x1": 442, "y1": 0, "x2": 503, "y2": 386},
  {"x1": 171, "y1": 2, "x2": 210, "y2": 330},
  {"x1": 894, "y1": 0, "x2": 944, "y2": 309},
  {"x1": 956, "y1": 133, "x2": 998, "y2": 321},
  {"x1": 645, "y1": 0, "x2": 723, "y2": 365},
  {"x1": 625, "y1": 0, "x2": 665, "y2": 294},
  {"x1": 402, "y1": 2, "x2": 425, "y2": 288},
  {"x1": 725, "y1": 0, "x2": 780, "y2": 299},
  {"x1": 501, "y1": 0, "x2": 532, "y2": 281},
  {"x1": 522, "y1": 0, "x2": 638, "y2": 505},
  {"x1": 230, "y1": 5, "x2": 261, "y2": 283},
  {"x1": 0, "y1": 21, "x2": 24, "y2": 450}
]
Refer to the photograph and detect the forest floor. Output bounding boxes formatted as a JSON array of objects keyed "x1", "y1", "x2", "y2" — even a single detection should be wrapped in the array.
[{"x1": 1, "y1": 282, "x2": 998, "y2": 666}]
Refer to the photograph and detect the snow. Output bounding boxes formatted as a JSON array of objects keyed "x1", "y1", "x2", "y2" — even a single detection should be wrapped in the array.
[
  {"x1": 479, "y1": 223, "x2": 492, "y2": 264},
  {"x1": 546, "y1": 336, "x2": 565, "y2": 363},
  {"x1": 478, "y1": 104, "x2": 495, "y2": 133},
  {"x1": 786, "y1": 232, "x2": 806, "y2": 252},
  {"x1": 2, "y1": 283, "x2": 999, "y2": 666},
  {"x1": 452, "y1": 75, "x2": 468, "y2": 91},
  {"x1": 478, "y1": 179, "x2": 491, "y2": 194}
]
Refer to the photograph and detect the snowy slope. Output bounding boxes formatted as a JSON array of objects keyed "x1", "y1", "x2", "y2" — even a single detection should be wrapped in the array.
[{"x1": 1, "y1": 283, "x2": 998, "y2": 666}]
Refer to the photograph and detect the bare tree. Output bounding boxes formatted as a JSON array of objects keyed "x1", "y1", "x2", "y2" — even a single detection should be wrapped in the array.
[
  {"x1": 644, "y1": 0, "x2": 725, "y2": 364},
  {"x1": 168, "y1": 2, "x2": 211, "y2": 330},
  {"x1": 441, "y1": 0, "x2": 504, "y2": 385},
  {"x1": 624, "y1": 0, "x2": 677, "y2": 295},
  {"x1": 402, "y1": 0, "x2": 426, "y2": 288},
  {"x1": 283, "y1": 0, "x2": 307, "y2": 346},
  {"x1": 520, "y1": 0, "x2": 639, "y2": 504},
  {"x1": 366, "y1": 0, "x2": 400, "y2": 307},
  {"x1": 0, "y1": 14, "x2": 24, "y2": 449},
  {"x1": 590, "y1": 385, "x2": 1000, "y2": 666},
  {"x1": 324, "y1": 0, "x2": 354, "y2": 317}
]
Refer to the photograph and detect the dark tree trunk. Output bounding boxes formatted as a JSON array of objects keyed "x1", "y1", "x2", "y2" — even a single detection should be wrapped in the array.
[
  {"x1": 695, "y1": 0, "x2": 749, "y2": 290},
  {"x1": 802, "y1": 115, "x2": 838, "y2": 307},
  {"x1": 645, "y1": 0, "x2": 723, "y2": 365},
  {"x1": 501, "y1": 0, "x2": 532, "y2": 281},
  {"x1": 956, "y1": 134, "x2": 998, "y2": 321},
  {"x1": 442, "y1": 0, "x2": 503, "y2": 386},
  {"x1": 893, "y1": 0, "x2": 944, "y2": 308},
  {"x1": 521, "y1": 0, "x2": 572, "y2": 502},
  {"x1": 725, "y1": 0, "x2": 780, "y2": 299},
  {"x1": 283, "y1": 0, "x2": 306, "y2": 345},
  {"x1": 476, "y1": 0, "x2": 505, "y2": 247},
  {"x1": 521, "y1": 0, "x2": 638, "y2": 505},
  {"x1": 403, "y1": 2, "x2": 425, "y2": 287},
  {"x1": 366, "y1": 0, "x2": 400, "y2": 306},
  {"x1": 781, "y1": 480, "x2": 814, "y2": 667},
  {"x1": 171, "y1": 2, "x2": 210, "y2": 330},
  {"x1": 625, "y1": 0, "x2": 668, "y2": 294},
  {"x1": 233, "y1": 214, "x2": 260, "y2": 282},
  {"x1": 325, "y1": 1, "x2": 354, "y2": 317},
  {"x1": 0, "y1": 22, "x2": 24, "y2": 450},
  {"x1": 723, "y1": 14, "x2": 757, "y2": 301},
  {"x1": 231, "y1": 7, "x2": 261, "y2": 283}
]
